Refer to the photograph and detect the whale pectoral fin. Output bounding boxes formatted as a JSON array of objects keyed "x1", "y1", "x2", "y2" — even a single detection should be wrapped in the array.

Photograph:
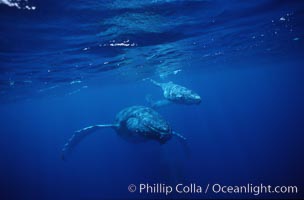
[
  {"x1": 145, "y1": 94, "x2": 155, "y2": 106},
  {"x1": 151, "y1": 99, "x2": 171, "y2": 108},
  {"x1": 146, "y1": 94, "x2": 167, "y2": 108},
  {"x1": 146, "y1": 94, "x2": 170, "y2": 108},
  {"x1": 172, "y1": 131, "x2": 186, "y2": 141},
  {"x1": 172, "y1": 131, "x2": 191, "y2": 158},
  {"x1": 154, "y1": 99, "x2": 171, "y2": 108},
  {"x1": 149, "y1": 78, "x2": 162, "y2": 87},
  {"x1": 61, "y1": 124, "x2": 117, "y2": 160}
]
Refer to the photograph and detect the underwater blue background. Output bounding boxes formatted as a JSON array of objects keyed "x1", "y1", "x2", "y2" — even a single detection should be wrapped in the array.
[{"x1": 0, "y1": 0, "x2": 304, "y2": 199}]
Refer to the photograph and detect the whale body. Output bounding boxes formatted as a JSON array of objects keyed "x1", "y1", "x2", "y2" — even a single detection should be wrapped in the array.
[{"x1": 147, "y1": 79, "x2": 201, "y2": 108}]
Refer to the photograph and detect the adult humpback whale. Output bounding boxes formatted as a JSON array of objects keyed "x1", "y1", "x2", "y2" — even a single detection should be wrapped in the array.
[
  {"x1": 62, "y1": 106, "x2": 187, "y2": 159},
  {"x1": 147, "y1": 79, "x2": 201, "y2": 108}
]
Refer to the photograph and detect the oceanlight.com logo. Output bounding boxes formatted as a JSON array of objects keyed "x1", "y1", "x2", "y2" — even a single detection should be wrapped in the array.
[
  {"x1": 211, "y1": 183, "x2": 298, "y2": 196},
  {"x1": 127, "y1": 183, "x2": 299, "y2": 196}
]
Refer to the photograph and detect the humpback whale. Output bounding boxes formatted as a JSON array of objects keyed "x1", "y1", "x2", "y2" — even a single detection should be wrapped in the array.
[
  {"x1": 62, "y1": 106, "x2": 187, "y2": 159},
  {"x1": 147, "y1": 79, "x2": 201, "y2": 108}
]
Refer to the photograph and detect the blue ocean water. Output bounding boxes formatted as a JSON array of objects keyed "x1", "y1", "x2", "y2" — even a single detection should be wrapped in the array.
[{"x1": 1, "y1": 0, "x2": 304, "y2": 199}]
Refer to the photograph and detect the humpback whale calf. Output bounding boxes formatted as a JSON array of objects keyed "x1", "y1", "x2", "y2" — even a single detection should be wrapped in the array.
[
  {"x1": 62, "y1": 106, "x2": 187, "y2": 159},
  {"x1": 147, "y1": 79, "x2": 201, "y2": 108}
]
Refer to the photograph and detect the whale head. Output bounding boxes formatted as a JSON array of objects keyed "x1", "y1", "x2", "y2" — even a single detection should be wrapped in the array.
[
  {"x1": 121, "y1": 107, "x2": 173, "y2": 144},
  {"x1": 142, "y1": 116, "x2": 173, "y2": 144},
  {"x1": 188, "y1": 92, "x2": 202, "y2": 104},
  {"x1": 176, "y1": 90, "x2": 201, "y2": 105}
]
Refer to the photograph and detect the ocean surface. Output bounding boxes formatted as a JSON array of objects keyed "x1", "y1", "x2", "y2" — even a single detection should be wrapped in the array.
[{"x1": 0, "y1": 0, "x2": 304, "y2": 199}]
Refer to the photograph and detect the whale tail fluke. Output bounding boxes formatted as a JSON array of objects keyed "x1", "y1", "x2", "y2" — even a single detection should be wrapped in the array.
[
  {"x1": 61, "y1": 124, "x2": 117, "y2": 160},
  {"x1": 172, "y1": 131, "x2": 191, "y2": 158}
]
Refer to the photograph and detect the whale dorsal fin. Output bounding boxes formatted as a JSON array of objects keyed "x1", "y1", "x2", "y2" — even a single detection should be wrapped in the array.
[{"x1": 61, "y1": 124, "x2": 118, "y2": 160}]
